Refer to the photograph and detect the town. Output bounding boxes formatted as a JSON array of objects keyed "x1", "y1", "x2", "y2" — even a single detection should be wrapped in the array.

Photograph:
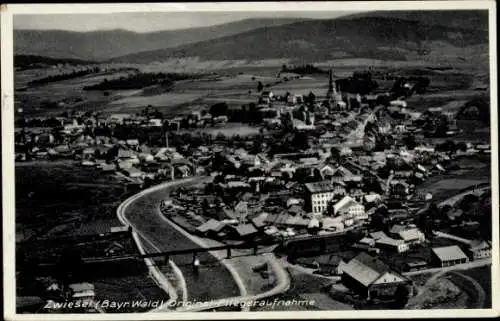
[
  {"x1": 15, "y1": 64, "x2": 492, "y2": 312},
  {"x1": 11, "y1": 8, "x2": 494, "y2": 315}
]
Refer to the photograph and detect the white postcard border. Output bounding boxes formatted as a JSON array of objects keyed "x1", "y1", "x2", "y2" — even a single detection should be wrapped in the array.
[{"x1": 2, "y1": 1, "x2": 498, "y2": 320}]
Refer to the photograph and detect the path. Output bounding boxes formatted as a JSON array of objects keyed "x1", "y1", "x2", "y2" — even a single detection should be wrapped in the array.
[{"x1": 403, "y1": 258, "x2": 491, "y2": 276}]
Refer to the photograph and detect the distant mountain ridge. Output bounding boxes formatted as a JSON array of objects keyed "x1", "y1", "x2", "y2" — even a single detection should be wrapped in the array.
[
  {"x1": 15, "y1": 11, "x2": 489, "y2": 64},
  {"x1": 14, "y1": 18, "x2": 309, "y2": 61},
  {"x1": 341, "y1": 10, "x2": 489, "y2": 30},
  {"x1": 111, "y1": 13, "x2": 489, "y2": 63}
]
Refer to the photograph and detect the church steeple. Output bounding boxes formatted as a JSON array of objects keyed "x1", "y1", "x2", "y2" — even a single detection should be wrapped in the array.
[{"x1": 326, "y1": 67, "x2": 335, "y2": 100}]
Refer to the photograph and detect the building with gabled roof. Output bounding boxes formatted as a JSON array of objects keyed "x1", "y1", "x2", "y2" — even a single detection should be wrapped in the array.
[
  {"x1": 397, "y1": 228, "x2": 425, "y2": 245},
  {"x1": 304, "y1": 180, "x2": 336, "y2": 215},
  {"x1": 341, "y1": 253, "x2": 409, "y2": 299},
  {"x1": 467, "y1": 240, "x2": 491, "y2": 261},
  {"x1": 431, "y1": 245, "x2": 469, "y2": 267},
  {"x1": 332, "y1": 195, "x2": 365, "y2": 219},
  {"x1": 375, "y1": 237, "x2": 409, "y2": 253}
]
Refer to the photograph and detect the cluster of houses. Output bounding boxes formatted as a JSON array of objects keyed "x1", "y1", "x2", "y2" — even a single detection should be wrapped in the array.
[{"x1": 16, "y1": 67, "x2": 492, "y2": 305}]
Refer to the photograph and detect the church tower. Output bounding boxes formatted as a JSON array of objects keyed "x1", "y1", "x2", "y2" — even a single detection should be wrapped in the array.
[{"x1": 326, "y1": 68, "x2": 335, "y2": 100}]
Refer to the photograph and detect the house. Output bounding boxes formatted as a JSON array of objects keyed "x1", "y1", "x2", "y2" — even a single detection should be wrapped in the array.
[
  {"x1": 122, "y1": 167, "x2": 144, "y2": 179},
  {"x1": 404, "y1": 260, "x2": 428, "y2": 272},
  {"x1": 431, "y1": 246, "x2": 469, "y2": 267},
  {"x1": 370, "y1": 231, "x2": 389, "y2": 240},
  {"x1": 261, "y1": 91, "x2": 274, "y2": 103},
  {"x1": 232, "y1": 223, "x2": 258, "y2": 240},
  {"x1": 467, "y1": 240, "x2": 491, "y2": 261},
  {"x1": 312, "y1": 254, "x2": 347, "y2": 276},
  {"x1": 195, "y1": 219, "x2": 227, "y2": 238},
  {"x1": 304, "y1": 180, "x2": 337, "y2": 215},
  {"x1": 341, "y1": 253, "x2": 410, "y2": 299},
  {"x1": 375, "y1": 237, "x2": 409, "y2": 253},
  {"x1": 117, "y1": 149, "x2": 137, "y2": 161},
  {"x1": 126, "y1": 139, "x2": 140, "y2": 147},
  {"x1": 107, "y1": 114, "x2": 131, "y2": 125},
  {"x1": 100, "y1": 163, "x2": 117, "y2": 172},
  {"x1": 175, "y1": 165, "x2": 191, "y2": 178},
  {"x1": 250, "y1": 215, "x2": 267, "y2": 230},
  {"x1": 390, "y1": 181, "x2": 410, "y2": 196},
  {"x1": 332, "y1": 196, "x2": 365, "y2": 219},
  {"x1": 67, "y1": 283, "x2": 95, "y2": 301},
  {"x1": 82, "y1": 147, "x2": 96, "y2": 160},
  {"x1": 317, "y1": 164, "x2": 336, "y2": 179},
  {"x1": 393, "y1": 169, "x2": 413, "y2": 178},
  {"x1": 397, "y1": 228, "x2": 426, "y2": 245},
  {"x1": 358, "y1": 237, "x2": 376, "y2": 247},
  {"x1": 330, "y1": 165, "x2": 355, "y2": 183},
  {"x1": 364, "y1": 193, "x2": 382, "y2": 205}
]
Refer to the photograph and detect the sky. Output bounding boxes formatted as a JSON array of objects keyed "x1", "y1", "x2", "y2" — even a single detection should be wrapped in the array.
[{"x1": 13, "y1": 11, "x2": 355, "y2": 33}]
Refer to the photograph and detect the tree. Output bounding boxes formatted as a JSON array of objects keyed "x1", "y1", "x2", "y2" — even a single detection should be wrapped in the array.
[
  {"x1": 437, "y1": 140, "x2": 457, "y2": 153},
  {"x1": 209, "y1": 102, "x2": 229, "y2": 117},
  {"x1": 456, "y1": 141, "x2": 468, "y2": 152},
  {"x1": 292, "y1": 131, "x2": 310, "y2": 151},
  {"x1": 363, "y1": 176, "x2": 383, "y2": 194},
  {"x1": 257, "y1": 81, "x2": 264, "y2": 92},
  {"x1": 202, "y1": 198, "x2": 210, "y2": 214},
  {"x1": 394, "y1": 283, "x2": 413, "y2": 306},
  {"x1": 330, "y1": 146, "x2": 341, "y2": 161},
  {"x1": 305, "y1": 91, "x2": 316, "y2": 106},
  {"x1": 56, "y1": 248, "x2": 84, "y2": 286},
  {"x1": 460, "y1": 194, "x2": 479, "y2": 212},
  {"x1": 403, "y1": 135, "x2": 417, "y2": 150}
]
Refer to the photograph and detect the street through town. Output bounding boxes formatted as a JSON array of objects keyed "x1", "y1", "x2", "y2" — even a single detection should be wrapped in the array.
[{"x1": 120, "y1": 177, "x2": 241, "y2": 303}]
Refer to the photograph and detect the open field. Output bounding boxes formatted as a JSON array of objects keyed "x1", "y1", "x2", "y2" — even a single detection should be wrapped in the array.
[
  {"x1": 106, "y1": 92, "x2": 205, "y2": 112},
  {"x1": 103, "y1": 59, "x2": 291, "y2": 75},
  {"x1": 179, "y1": 123, "x2": 262, "y2": 137},
  {"x1": 406, "y1": 91, "x2": 486, "y2": 112},
  {"x1": 415, "y1": 159, "x2": 490, "y2": 202},
  {"x1": 270, "y1": 76, "x2": 328, "y2": 95},
  {"x1": 15, "y1": 70, "x2": 141, "y2": 116}
]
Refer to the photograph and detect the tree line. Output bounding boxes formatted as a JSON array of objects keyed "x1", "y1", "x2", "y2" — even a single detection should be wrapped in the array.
[
  {"x1": 14, "y1": 54, "x2": 95, "y2": 70},
  {"x1": 83, "y1": 72, "x2": 201, "y2": 91},
  {"x1": 281, "y1": 64, "x2": 327, "y2": 75},
  {"x1": 28, "y1": 67, "x2": 101, "y2": 86}
]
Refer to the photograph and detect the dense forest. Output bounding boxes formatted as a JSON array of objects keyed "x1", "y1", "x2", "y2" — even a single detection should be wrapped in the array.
[
  {"x1": 28, "y1": 68, "x2": 101, "y2": 86},
  {"x1": 14, "y1": 54, "x2": 95, "y2": 70},
  {"x1": 83, "y1": 72, "x2": 202, "y2": 91},
  {"x1": 280, "y1": 64, "x2": 327, "y2": 75}
]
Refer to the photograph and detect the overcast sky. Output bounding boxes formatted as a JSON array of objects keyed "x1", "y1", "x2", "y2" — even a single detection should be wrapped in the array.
[{"x1": 14, "y1": 11, "x2": 355, "y2": 33}]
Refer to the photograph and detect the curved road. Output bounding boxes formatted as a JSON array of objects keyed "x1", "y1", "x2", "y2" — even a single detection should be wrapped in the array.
[{"x1": 119, "y1": 177, "x2": 241, "y2": 303}]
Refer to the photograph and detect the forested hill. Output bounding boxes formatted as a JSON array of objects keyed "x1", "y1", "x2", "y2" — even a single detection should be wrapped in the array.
[{"x1": 112, "y1": 13, "x2": 489, "y2": 63}]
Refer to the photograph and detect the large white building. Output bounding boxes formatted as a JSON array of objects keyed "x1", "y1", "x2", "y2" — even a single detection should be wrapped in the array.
[
  {"x1": 332, "y1": 195, "x2": 366, "y2": 219},
  {"x1": 305, "y1": 180, "x2": 343, "y2": 215}
]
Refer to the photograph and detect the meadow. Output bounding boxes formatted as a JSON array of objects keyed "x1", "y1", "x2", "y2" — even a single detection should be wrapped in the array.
[{"x1": 178, "y1": 123, "x2": 262, "y2": 137}]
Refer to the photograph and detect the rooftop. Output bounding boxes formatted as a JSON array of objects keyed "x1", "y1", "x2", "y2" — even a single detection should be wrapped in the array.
[
  {"x1": 305, "y1": 180, "x2": 335, "y2": 194},
  {"x1": 432, "y1": 245, "x2": 468, "y2": 262},
  {"x1": 342, "y1": 252, "x2": 392, "y2": 287}
]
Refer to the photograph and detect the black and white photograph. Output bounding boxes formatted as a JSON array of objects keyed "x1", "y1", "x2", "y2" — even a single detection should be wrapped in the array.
[{"x1": 1, "y1": 2, "x2": 498, "y2": 319}]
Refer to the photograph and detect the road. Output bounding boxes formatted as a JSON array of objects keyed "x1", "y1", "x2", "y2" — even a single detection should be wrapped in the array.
[
  {"x1": 118, "y1": 177, "x2": 241, "y2": 304},
  {"x1": 403, "y1": 258, "x2": 491, "y2": 276},
  {"x1": 415, "y1": 185, "x2": 490, "y2": 216},
  {"x1": 447, "y1": 271, "x2": 486, "y2": 308},
  {"x1": 118, "y1": 176, "x2": 292, "y2": 312}
]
